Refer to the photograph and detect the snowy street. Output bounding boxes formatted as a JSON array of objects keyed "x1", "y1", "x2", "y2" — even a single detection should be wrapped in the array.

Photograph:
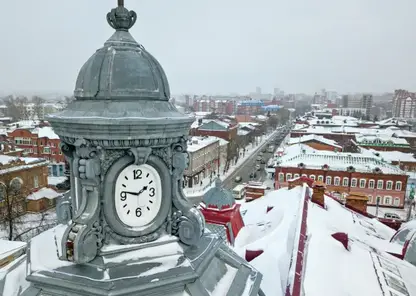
[{"x1": 185, "y1": 126, "x2": 288, "y2": 205}]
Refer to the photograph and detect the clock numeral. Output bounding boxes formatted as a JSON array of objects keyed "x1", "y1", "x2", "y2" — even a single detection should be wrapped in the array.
[
  {"x1": 133, "y1": 169, "x2": 142, "y2": 180},
  {"x1": 149, "y1": 188, "x2": 155, "y2": 197},
  {"x1": 135, "y1": 208, "x2": 142, "y2": 217},
  {"x1": 120, "y1": 191, "x2": 127, "y2": 201}
]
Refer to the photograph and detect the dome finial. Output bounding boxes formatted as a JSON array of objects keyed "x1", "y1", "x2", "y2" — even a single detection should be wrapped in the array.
[{"x1": 107, "y1": 0, "x2": 137, "y2": 31}]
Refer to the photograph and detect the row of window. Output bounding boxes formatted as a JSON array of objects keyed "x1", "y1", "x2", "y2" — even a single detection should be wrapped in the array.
[
  {"x1": 368, "y1": 195, "x2": 401, "y2": 206},
  {"x1": 22, "y1": 147, "x2": 62, "y2": 155},
  {"x1": 280, "y1": 173, "x2": 403, "y2": 191},
  {"x1": 13, "y1": 137, "x2": 57, "y2": 147}
]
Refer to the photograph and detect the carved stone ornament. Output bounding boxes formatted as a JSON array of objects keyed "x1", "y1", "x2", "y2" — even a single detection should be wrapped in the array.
[
  {"x1": 58, "y1": 139, "x2": 104, "y2": 264},
  {"x1": 128, "y1": 147, "x2": 152, "y2": 165}
]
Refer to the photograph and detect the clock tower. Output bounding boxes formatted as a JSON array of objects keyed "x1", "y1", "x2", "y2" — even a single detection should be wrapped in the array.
[{"x1": 24, "y1": 2, "x2": 263, "y2": 295}]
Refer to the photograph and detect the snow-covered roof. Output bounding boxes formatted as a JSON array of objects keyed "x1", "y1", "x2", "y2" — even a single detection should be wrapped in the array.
[
  {"x1": 0, "y1": 155, "x2": 48, "y2": 175},
  {"x1": 187, "y1": 136, "x2": 219, "y2": 153},
  {"x1": 238, "y1": 122, "x2": 259, "y2": 129},
  {"x1": 360, "y1": 148, "x2": 416, "y2": 163},
  {"x1": 377, "y1": 117, "x2": 410, "y2": 127},
  {"x1": 275, "y1": 144, "x2": 406, "y2": 175},
  {"x1": 233, "y1": 183, "x2": 416, "y2": 296},
  {"x1": 32, "y1": 126, "x2": 59, "y2": 140},
  {"x1": 27, "y1": 187, "x2": 61, "y2": 201},
  {"x1": 288, "y1": 134, "x2": 342, "y2": 148},
  {"x1": 355, "y1": 134, "x2": 409, "y2": 145}
]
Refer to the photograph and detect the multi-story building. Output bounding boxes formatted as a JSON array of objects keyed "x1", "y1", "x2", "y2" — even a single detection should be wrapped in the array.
[
  {"x1": 184, "y1": 136, "x2": 220, "y2": 188},
  {"x1": 392, "y1": 89, "x2": 416, "y2": 119},
  {"x1": 236, "y1": 100, "x2": 264, "y2": 115},
  {"x1": 0, "y1": 155, "x2": 49, "y2": 217},
  {"x1": 361, "y1": 94, "x2": 373, "y2": 117},
  {"x1": 353, "y1": 134, "x2": 411, "y2": 152},
  {"x1": 190, "y1": 119, "x2": 239, "y2": 162},
  {"x1": 7, "y1": 125, "x2": 65, "y2": 177},
  {"x1": 269, "y1": 145, "x2": 408, "y2": 209}
]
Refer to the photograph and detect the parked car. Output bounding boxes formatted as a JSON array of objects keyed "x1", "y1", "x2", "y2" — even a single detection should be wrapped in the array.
[
  {"x1": 260, "y1": 159, "x2": 266, "y2": 164},
  {"x1": 256, "y1": 164, "x2": 261, "y2": 171},
  {"x1": 250, "y1": 172, "x2": 257, "y2": 179},
  {"x1": 256, "y1": 156, "x2": 262, "y2": 162},
  {"x1": 384, "y1": 213, "x2": 401, "y2": 220},
  {"x1": 234, "y1": 176, "x2": 242, "y2": 183}
]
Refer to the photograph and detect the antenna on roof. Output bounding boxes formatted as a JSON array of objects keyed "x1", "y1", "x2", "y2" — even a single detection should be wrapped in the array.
[{"x1": 118, "y1": 0, "x2": 124, "y2": 6}]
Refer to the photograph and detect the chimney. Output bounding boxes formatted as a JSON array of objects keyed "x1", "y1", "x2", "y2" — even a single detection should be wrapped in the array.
[
  {"x1": 312, "y1": 181, "x2": 326, "y2": 207},
  {"x1": 345, "y1": 192, "x2": 369, "y2": 214}
]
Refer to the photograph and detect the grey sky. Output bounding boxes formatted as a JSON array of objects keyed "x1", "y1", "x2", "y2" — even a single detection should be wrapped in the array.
[{"x1": 1, "y1": 0, "x2": 415, "y2": 96}]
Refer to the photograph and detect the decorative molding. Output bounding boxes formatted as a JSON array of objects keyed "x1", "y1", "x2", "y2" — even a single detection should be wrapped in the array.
[
  {"x1": 128, "y1": 147, "x2": 152, "y2": 165},
  {"x1": 60, "y1": 136, "x2": 181, "y2": 149},
  {"x1": 104, "y1": 224, "x2": 164, "y2": 245}
]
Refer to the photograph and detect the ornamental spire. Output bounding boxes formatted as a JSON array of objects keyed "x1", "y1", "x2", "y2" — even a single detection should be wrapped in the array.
[{"x1": 107, "y1": 0, "x2": 137, "y2": 31}]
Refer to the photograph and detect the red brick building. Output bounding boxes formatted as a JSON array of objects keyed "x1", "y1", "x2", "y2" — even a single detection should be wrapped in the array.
[
  {"x1": 7, "y1": 126, "x2": 65, "y2": 177},
  {"x1": 272, "y1": 146, "x2": 408, "y2": 209}
]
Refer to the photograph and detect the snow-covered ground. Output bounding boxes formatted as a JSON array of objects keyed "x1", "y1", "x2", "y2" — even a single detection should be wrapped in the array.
[
  {"x1": 0, "y1": 209, "x2": 57, "y2": 241},
  {"x1": 184, "y1": 130, "x2": 281, "y2": 197}
]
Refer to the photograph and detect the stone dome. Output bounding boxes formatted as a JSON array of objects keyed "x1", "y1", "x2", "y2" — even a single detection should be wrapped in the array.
[
  {"x1": 202, "y1": 178, "x2": 235, "y2": 210},
  {"x1": 74, "y1": 5, "x2": 170, "y2": 101}
]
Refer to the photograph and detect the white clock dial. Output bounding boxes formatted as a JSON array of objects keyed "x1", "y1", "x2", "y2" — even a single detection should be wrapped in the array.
[{"x1": 114, "y1": 164, "x2": 162, "y2": 228}]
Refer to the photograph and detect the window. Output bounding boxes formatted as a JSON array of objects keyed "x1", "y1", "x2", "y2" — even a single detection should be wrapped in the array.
[
  {"x1": 376, "y1": 196, "x2": 382, "y2": 205},
  {"x1": 359, "y1": 179, "x2": 366, "y2": 188},
  {"x1": 286, "y1": 173, "x2": 292, "y2": 181},
  {"x1": 394, "y1": 198, "x2": 400, "y2": 206},
  {"x1": 369, "y1": 179, "x2": 375, "y2": 189},
  {"x1": 326, "y1": 176, "x2": 332, "y2": 185},
  {"x1": 34, "y1": 176, "x2": 39, "y2": 188},
  {"x1": 351, "y1": 178, "x2": 357, "y2": 187},
  {"x1": 278, "y1": 173, "x2": 284, "y2": 182},
  {"x1": 59, "y1": 151, "x2": 62, "y2": 155},
  {"x1": 386, "y1": 181, "x2": 393, "y2": 190},
  {"x1": 294, "y1": 174, "x2": 299, "y2": 179},
  {"x1": 396, "y1": 181, "x2": 402, "y2": 191},
  {"x1": 43, "y1": 147, "x2": 51, "y2": 154},
  {"x1": 342, "y1": 177, "x2": 349, "y2": 187},
  {"x1": 310, "y1": 175, "x2": 316, "y2": 180},
  {"x1": 377, "y1": 180, "x2": 383, "y2": 189},
  {"x1": 334, "y1": 177, "x2": 341, "y2": 186},
  {"x1": 301, "y1": 174, "x2": 307, "y2": 178},
  {"x1": 368, "y1": 195, "x2": 373, "y2": 204},
  {"x1": 14, "y1": 137, "x2": 32, "y2": 145},
  {"x1": 52, "y1": 151, "x2": 56, "y2": 155},
  {"x1": 317, "y1": 175, "x2": 324, "y2": 182},
  {"x1": 384, "y1": 196, "x2": 391, "y2": 205}
]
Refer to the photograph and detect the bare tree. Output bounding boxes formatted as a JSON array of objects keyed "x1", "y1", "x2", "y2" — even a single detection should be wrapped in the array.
[
  {"x1": 32, "y1": 96, "x2": 46, "y2": 120},
  {"x1": 15, "y1": 96, "x2": 29, "y2": 120},
  {"x1": 0, "y1": 176, "x2": 57, "y2": 241},
  {"x1": 3, "y1": 95, "x2": 21, "y2": 121},
  {"x1": 0, "y1": 176, "x2": 27, "y2": 240}
]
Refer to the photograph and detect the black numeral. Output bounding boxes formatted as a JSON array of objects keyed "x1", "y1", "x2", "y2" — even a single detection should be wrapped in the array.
[
  {"x1": 133, "y1": 169, "x2": 142, "y2": 179},
  {"x1": 149, "y1": 188, "x2": 155, "y2": 197},
  {"x1": 136, "y1": 208, "x2": 142, "y2": 217},
  {"x1": 120, "y1": 191, "x2": 127, "y2": 201}
]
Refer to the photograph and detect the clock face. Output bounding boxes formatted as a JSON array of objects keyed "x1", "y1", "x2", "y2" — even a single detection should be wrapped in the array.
[{"x1": 114, "y1": 164, "x2": 162, "y2": 228}]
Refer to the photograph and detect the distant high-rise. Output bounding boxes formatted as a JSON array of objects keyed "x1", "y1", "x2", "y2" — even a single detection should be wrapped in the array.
[
  {"x1": 392, "y1": 89, "x2": 416, "y2": 119},
  {"x1": 360, "y1": 94, "x2": 373, "y2": 117},
  {"x1": 255, "y1": 86, "x2": 262, "y2": 94}
]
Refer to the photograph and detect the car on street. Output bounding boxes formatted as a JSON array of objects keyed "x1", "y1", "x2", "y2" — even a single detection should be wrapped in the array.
[
  {"x1": 261, "y1": 159, "x2": 266, "y2": 164},
  {"x1": 256, "y1": 164, "x2": 261, "y2": 171},
  {"x1": 384, "y1": 213, "x2": 401, "y2": 220},
  {"x1": 256, "y1": 156, "x2": 262, "y2": 161},
  {"x1": 250, "y1": 172, "x2": 257, "y2": 179},
  {"x1": 234, "y1": 176, "x2": 242, "y2": 183}
]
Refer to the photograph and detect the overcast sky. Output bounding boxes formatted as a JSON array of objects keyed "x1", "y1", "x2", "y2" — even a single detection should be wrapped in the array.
[{"x1": 1, "y1": 0, "x2": 415, "y2": 96}]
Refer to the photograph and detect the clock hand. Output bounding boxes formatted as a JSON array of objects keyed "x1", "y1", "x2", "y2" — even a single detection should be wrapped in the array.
[
  {"x1": 137, "y1": 186, "x2": 148, "y2": 195},
  {"x1": 123, "y1": 191, "x2": 140, "y2": 196}
]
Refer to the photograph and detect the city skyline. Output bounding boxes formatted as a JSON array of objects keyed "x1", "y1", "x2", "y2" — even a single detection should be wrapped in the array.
[{"x1": 1, "y1": 0, "x2": 416, "y2": 95}]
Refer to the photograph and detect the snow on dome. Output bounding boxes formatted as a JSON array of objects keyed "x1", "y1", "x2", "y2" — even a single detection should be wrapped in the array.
[{"x1": 202, "y1": 178, "x2": 235, "y2": 209}]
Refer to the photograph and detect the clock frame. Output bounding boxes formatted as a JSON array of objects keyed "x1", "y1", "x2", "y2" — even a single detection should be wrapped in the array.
[{"x1": 103, "y1": 154, "x2": 171, "y2": 238}]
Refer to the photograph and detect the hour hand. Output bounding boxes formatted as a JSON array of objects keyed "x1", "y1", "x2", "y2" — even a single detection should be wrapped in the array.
[
  {"x1": 123, "y1": 191, "x2": 140, "y2": 196},
  {"x1": 137, "y1": 186, "x2": 148, "y2": 195}
]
